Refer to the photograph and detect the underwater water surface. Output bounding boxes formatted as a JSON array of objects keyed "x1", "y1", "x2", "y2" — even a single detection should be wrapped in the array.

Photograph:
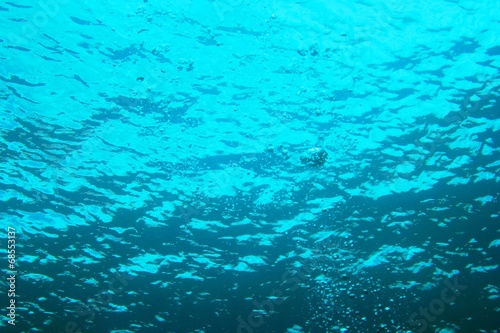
[{"x1": 1, "y1": 0, "x2": 500, "y2": 332}]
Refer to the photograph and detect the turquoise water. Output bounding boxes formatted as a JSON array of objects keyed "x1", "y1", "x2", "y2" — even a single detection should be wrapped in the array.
[{"x1": 1, "y1": 1, "x2": 500, "y2": 332}]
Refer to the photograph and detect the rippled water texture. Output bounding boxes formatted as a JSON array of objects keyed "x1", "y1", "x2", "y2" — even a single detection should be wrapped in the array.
[{"x1": 1, "y1": 1, "x2": 499, "y2": 332}]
